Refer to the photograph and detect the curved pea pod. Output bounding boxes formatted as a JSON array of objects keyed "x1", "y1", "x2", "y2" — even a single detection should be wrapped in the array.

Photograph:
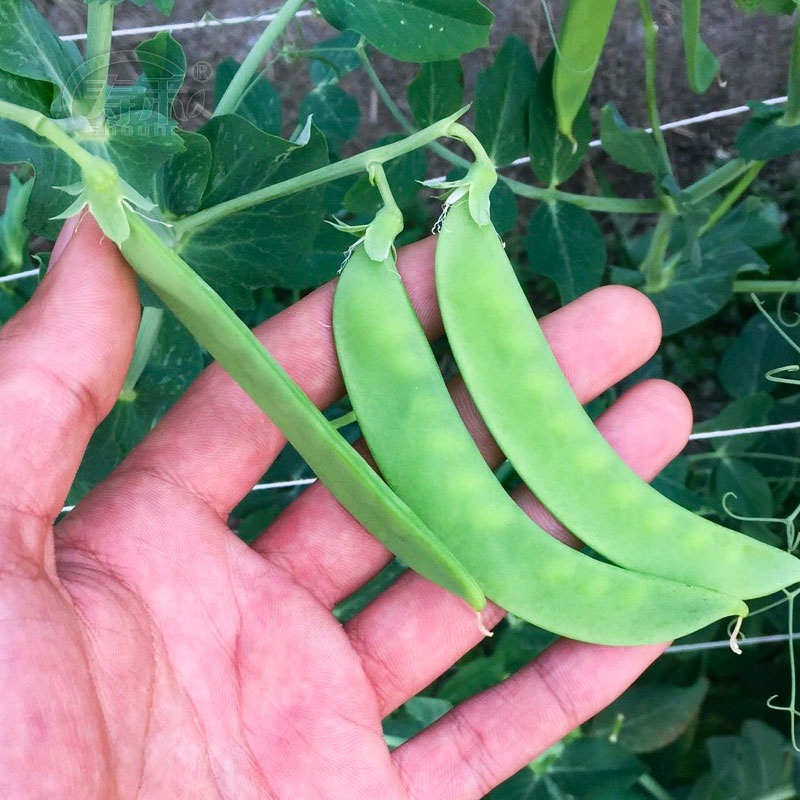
[
  {"x1": 119, "y1": 211, "x2": 486, "y2": 613},
  {"x1": 553, "y1": 0, "x2": 618, "y2": 140},
  {"x1": 435, "y1": 199, "x2": 800, "y2": 600},
  {"x1": 333, "y1": 243, "x2": 747, "y2": 646}
]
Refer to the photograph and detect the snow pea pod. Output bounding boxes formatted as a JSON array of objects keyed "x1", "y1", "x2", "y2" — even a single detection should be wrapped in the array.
[
  {"x1": 119, "y1": 210, "x2": 486, "y2": 613},
  {"x1": 333, "y1": 242, "x2": 746, "y2": 645},
  {"x1": 553, "y1": 0, "x2": 618, "y2": 140},
  {"x1": 435, "y1": 199, "x2": 800, "y2": 600}
]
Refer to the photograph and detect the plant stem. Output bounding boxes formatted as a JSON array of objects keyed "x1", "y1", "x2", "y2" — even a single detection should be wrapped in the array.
[
  {"x1": 172, "y1": 108, "x2": 469, "y2": 239},
  {"x1": 83, "y1": 0, "x2": 116, "y2": 127},
  {"x1": 636, "y1": 0, "x2": 673, "y2": 183},
  {"x1": 699, "y1": 160, "x2": 765, "y2": 235},
  {"x1": 781, "y1": 12, "x2": 800, "y2": 127},
  {"x1": 503, "y1": 177, "x2": 670, "y2": 214},
  {"x1": 214, "y1": 0, "x2": 306, "y2": 117},
  {"x1": 733, "y1": 280, "x2": 800, "y2": 294},
  {"x1": 640, "y1": 212, "x2": 676, "y2": 290},
  {"x1": 0, "y1": 100, "x2": 97, "y2": 172},
  {"x1": 359, "y1": 45, "x2": 667, "y2": 215},
  {"x1": 358, "y1": 46, "x2": 467, "y2": 168}
]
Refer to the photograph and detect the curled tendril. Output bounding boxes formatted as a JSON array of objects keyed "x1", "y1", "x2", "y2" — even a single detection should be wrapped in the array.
[
  {"x1": 777, "y1": 282, "x2": 800, "y2": 329},
  {"x1": 766, "y1": 364, "x2": 800, "y2": 386}
]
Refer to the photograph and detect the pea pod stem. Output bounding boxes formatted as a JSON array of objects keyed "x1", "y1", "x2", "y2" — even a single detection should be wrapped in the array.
[
  {"x1": 120, "y1": 209, "x2": 486, "y2": 612},
  {"x1": 214, "y1": 0, "x2": 307, "y2": 118},
  {"x1": 171, "y1": 107, "x2": 470, "y2": 240}
]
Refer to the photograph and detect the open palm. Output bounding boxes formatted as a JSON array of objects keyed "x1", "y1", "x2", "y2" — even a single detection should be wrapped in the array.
[{"x1": 1, "y1": 213, "x2": 686, "y2": 799}]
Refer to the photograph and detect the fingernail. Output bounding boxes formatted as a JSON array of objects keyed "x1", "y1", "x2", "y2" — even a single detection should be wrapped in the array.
[{"x1": 49, "y1": 210, "x2": 85, "y2": 269}]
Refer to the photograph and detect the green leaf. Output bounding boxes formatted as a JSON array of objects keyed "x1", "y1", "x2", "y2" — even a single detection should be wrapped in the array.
[
  {"x1": 316, "y1": 0, "x2": 493, "y2": 62},
  {"x1": 529, "y1": 52, "x2": 591, "y2": 187},
  {"x1": 96, "y1": 111, "x2": 185, "y2": 199},
  {"x1": 0, "y1": 0, "x2": 83, "y2": 98},
  {"x1": 95, "y1": 0, "x2": 176, "y2": 13},
  {"x1": 644, "y1": 238, "x2": 769, "y2": 335},
  {"x1": 589, "y1": 678, "x2": 709, "y2": 754},
  {"x1": 526, "y1": 201, "x2": 606, "y2": 303},
  {"x1": 475, "y1": 36, "x2": 537, "y2": 167},
  {"x1": 135, "y1": 32, "x2": 186, "y2": 116},
  {"x1": 178, "y1": 118, "x2": 330, "y2": 305},
  {"x1": 298, "y1": 84, "x2": 360, "y2": 154},
  {"x1": 0, "y1": 68, "x2": 53, "y2": 112},
  {"x1": 309, "y1": 30, "x2": 363, "y2": 85},
  {"x1": 407, "y1": 60, "x2": 464, "y2": 129},
  {"x1": 547, "y1": 739, "x2": 644, "y2": 795},
  {"x1": 0, "y1": 172, "x2": 33, "y2": 273},
  {"x1": 733, "y1": 0, "x2": 796, "y2": 14},
  {"x1": 68, "y1": 311, "x2": 202, "y2": 504},
  {"x1": 690, "y1": 720, "x2": 792, "y2": 799},
  {"x1": 0, "y1": 119, "x2": 80, "y2": 238},
  {"x1": 682, "y1": 0, "x2": 720, "y2": 93},
  {"x1": 215, "y1": 57, "x2": 281, "y2": 135},
  {"x1": 383, "y1": 696, "x2": 453, "y2": 748},
  {"x1": 600, "y1": 103, "x2": 663, "y2": 175},
  {"x1": 720, "y1": 311, "x2": 800, "y2": 398},
  {"x1": 737, "y1": 101, "x2": 800, "y2": 159},
  {"x1": 156, "y1": 131, "x2": 212, "y2": 217}
]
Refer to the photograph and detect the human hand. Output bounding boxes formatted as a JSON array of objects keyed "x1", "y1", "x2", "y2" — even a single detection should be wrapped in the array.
[{"x1": 0, "y1": 212, "x2": 689, "y2": 799}]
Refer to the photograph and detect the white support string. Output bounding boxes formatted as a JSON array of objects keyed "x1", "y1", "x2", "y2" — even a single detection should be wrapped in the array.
[
  {"x1": 59, "y1": 9, "x2": 317, "y2": 42},
  {"x1": 667, "y1": 631, "x2": 800, "y2": 653}
]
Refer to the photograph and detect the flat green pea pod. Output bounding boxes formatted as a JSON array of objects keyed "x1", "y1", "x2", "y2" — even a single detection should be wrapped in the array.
[
  {"x1": 435, "y1": 199, "x2": 800, "y2": 601},
  {"x1": 119, "y1": 210, "x2": 486, "y2": 614},
  {"x1": 553, "y1": 0, "x2": 618, "y2": 140},
  {"x1": 333, "y1": 241, "x2": 747, "y2": 645}
]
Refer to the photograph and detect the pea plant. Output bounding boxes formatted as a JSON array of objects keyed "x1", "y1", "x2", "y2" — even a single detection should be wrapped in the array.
[{"x1": 2, "y1": 0, "x2": 800, "y2": 795}]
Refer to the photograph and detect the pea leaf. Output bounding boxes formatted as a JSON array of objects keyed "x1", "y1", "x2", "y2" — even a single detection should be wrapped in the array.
[
  {"x1": 529, "y1": 52, "x2": 591, "y2": 186},
  {"x1": 737, "y1": 101, "x2": 800, "y2": 159},
  {"x1": 215, "y1": 57, "x2": 281, "y2": 135},
  {"x1": 644, "y1": 238, "x2": 768, "y2": 335},
  {"x1": 298, "y1": 84, "x2": 360, "y2": 155},
  {"x1": 156, "y1": 131, "x2": 212, "y2": 217},
  {"x1": 682, "y1": 0, "x2": 720, "y2": 93},
  {"x1": 407, "y1": 60, "x2": 464, "y2": 129},
  {"x1": 177, "y1": 117, "x2": 330, "y2": 305},
  {"x1": 525, "y1": 201, "x2": 606, "y2": 303},
  {"x1": 589, "y1": 678, "x2": 710, "y2": 753},
  {"x1": 475, "y1": 35, "x2": 537, "y2": 167},
  {"x1": 691, "y1": 720, "x2": 791, "y2": 799},
  {"x1": 547, "y1": 739, "x2": 645, "y2": 795},
  {"x1": 135, "y1": 32, "x2": 186, "y2": 115},
  {"x1": 733, "y1": 0, "x2": 796, "y2": 14},
  {"x1": 720, "y1": 312, "x2": 800, "y2": 397},
  {"x1": 0, "y1": 118, "x2": 79, "y2": 238},
  {"x1": 91, "y1": 0, "x2": 176, "y2": 13},
  {"x1": 0, "y1": 0, "x2": 83, "y2": 98},
  {"x1": 694, "y1": 393, "x2": 774, "y2": 454},
  {"x1": 600, "y1": 103, "x2": 663, "y2": 176},
  {"x1": 309, "y1": 30, "x2": 363, "y2": 85},
  {"x1": 316, "y1": 0, "x2": 493, "y2": 62}
]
